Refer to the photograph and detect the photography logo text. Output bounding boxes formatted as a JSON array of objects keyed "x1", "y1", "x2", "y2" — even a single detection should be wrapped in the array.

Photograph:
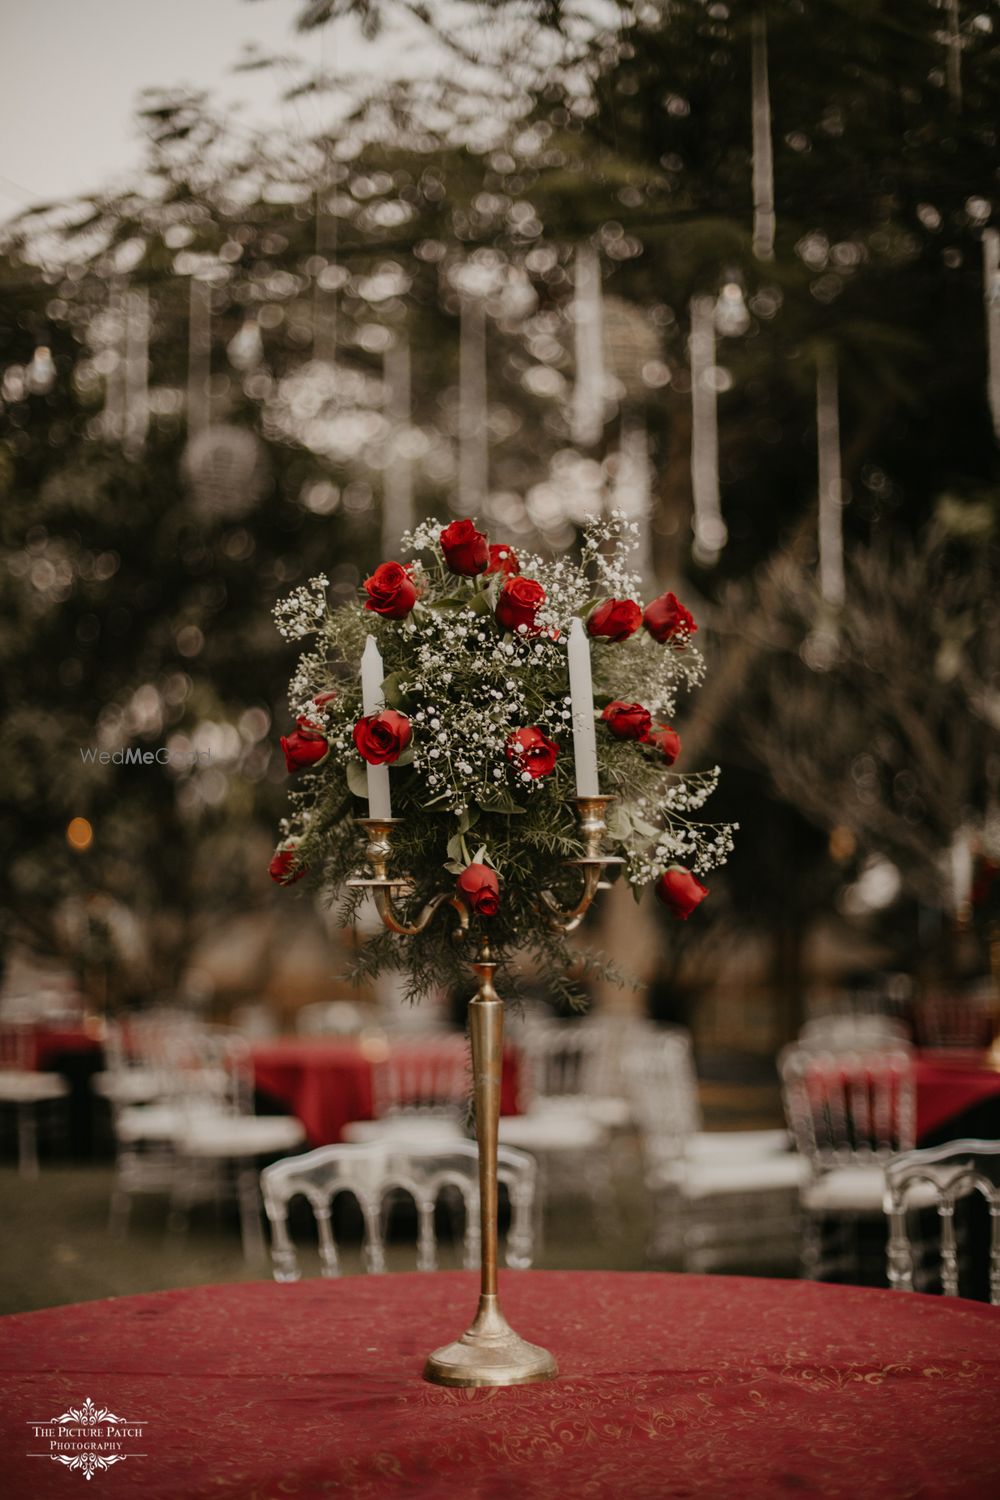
[
  {"x1": 79, "y1": 745, "x2": 211, "y2": 767},
  {"x1": 26, "y1": 1396, "x2": 148, "y2": 1481}
]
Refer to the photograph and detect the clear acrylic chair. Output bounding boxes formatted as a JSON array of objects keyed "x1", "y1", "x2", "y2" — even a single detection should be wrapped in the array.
[
  {"x1": 260, "y1": 1140, "x2": 537, "y2": 1279},
  {"x1": 913, "y1": 994, "x2": 996, "y2": 1050},
  {"x1": 343, "y1": 1035, "x2": 470, "y2": 1146},
  {"x1": 0, "y1": 1021, "x2": 69, "y2": 1177},
  {"x1": 295, "y1": 1001, "x2": 366, "y2": 1036},
  {"x1": 799, "y1": 1015, "x2": 911, "y2": 1050},
  {"x1": 884, "y1": 1139, "x2": 1000, "y2": 1303},
  {"x1": 626, "y1": 1027, "x2": 805, "y2": 1271},
  {"x1": 780, "y1": 1042, "x2": 917, "y2": 1281}
]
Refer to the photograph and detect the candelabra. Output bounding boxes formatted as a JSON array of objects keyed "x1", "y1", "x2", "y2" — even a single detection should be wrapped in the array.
[{"x1": 348, "y1": 795, "x2": 622, "y2": 1387}]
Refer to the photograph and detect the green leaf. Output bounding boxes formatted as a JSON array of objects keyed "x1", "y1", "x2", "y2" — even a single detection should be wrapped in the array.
[
  {"x1": 393, "y1": 744, "x2": 414, "y2": 767},
  {"x1": 607, "y1": 803, "x2": 633, "y2": 840},
  {"x1": 446, "y1": 831, "x2": 465, "y2": 864},
  {"x1": 346, "y1": 759, "x2": 369, "y2": 799},
  {"x1": 381, "y1": 671, "x2": 410, "y2": 709},
  {"x1": 476, "y1": 789, "x2": 526, "y2": 814}
]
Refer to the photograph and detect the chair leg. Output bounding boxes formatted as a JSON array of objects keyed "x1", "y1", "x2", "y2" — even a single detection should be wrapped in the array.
[
  {"x1": 236, "y1": 1162, "x2": 266, "y2": 1264},
  {"x1": 801, "y1": 1210, "x2": 823, "y2": 1280},
  {"x1": 17, "y1": 1104, "x2": 39, "y2": 1179}
]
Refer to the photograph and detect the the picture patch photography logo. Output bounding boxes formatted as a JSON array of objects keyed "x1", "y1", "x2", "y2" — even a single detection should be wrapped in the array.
[{"x1": 26, "y1": 1396, "x2": 148, "y2": 1481}]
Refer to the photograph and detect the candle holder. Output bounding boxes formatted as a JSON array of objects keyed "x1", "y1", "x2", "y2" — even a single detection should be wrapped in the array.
[{"x1": 348, "y1": 797, "x2": 622, "y2": 1387}]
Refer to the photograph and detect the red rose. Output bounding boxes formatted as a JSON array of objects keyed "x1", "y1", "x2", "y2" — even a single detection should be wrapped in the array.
[
  {"x1": 485, "y1": 543, "x2": 520, "y2": 577},
  {"x1": 440, "y1": 518, "x2": 489, "y2": 576},
  {"x1": 312, "y1": 691, "x2": 337, "y2": 711},
  {"x1": 587, "y1": 598, "x2": 642, "y2": 643},
  {"x1": 644, "y1": 591, "x2": 697, "y2": 644},
  {"x1": 496, "y1": 576, "x2": 546, "y2": 634},
  {"x1": 269, "y1": 841, "x2": 307, "y2": 886},
  {"x1": 655, "y1": 867, "x2": 708, "y2": 920},
  {"x1": 456, "y1": 863, "x2": 501, "y2": 917},
  {"x1": 353, "y1": 709, "x2": 412, "y2": 766},
  {"x1": 281, "y1": 723, "x2": 330, "y2": 772},
  {"x1": 647, "y1": 724, "x2": 681, "y2": 765},
  {"x1": 505, "y1": 726, "x2": 559, "y2": 780},
  {"x1": 364, "y1": 561, "x2": 419, "y2": 618},
  {"x1": 601, "y1": 701, "x2": 652, "y2": 742}
]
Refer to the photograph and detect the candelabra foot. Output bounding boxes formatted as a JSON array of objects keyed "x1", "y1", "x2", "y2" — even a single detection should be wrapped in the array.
[{"x1": 423, "y1": 1295, "x2": 558, "y2": 1388}]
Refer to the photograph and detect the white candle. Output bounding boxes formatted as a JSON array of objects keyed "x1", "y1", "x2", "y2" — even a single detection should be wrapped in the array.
[
  {"x1": 361, "y1": 635, "x2": 392, "y2": 820},
  {"x1": 568, "y1": 617, "x2": 600, "y2": 798}
]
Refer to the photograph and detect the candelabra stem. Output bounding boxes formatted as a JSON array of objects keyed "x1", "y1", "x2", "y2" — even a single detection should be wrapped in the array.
[{"x1": 423, "y1": 942, "x2": 558, "y2": 1388}]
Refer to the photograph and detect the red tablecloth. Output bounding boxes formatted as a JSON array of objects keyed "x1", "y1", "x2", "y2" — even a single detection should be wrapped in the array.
[
  {"x1": 1, "y1": 1271, "x2": 997, "y2": 1498},
  {"x1": 252, "y1": 1038, "x2": 521, "y2": 1146},
  {"x1": 916, "y1": 1052, "x2": 1000, "y2": 1140},
  {"x1": 26, "y1": 1027, "x2": 103, "y2": 1073}
]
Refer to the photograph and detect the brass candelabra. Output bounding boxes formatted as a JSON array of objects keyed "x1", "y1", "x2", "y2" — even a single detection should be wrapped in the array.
[{"x1": 347, "y1": 795, "x2": 622, "y2": 1388}]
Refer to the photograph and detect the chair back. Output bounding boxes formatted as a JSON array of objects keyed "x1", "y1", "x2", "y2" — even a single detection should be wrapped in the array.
[
  {"x1": 913, "y1": 994, "x2": 996, "y2": 1050},
  {"x1": 371, "y1": 1036, "x2": 469, "y2": 1123},
  {"x1": 884, "y1": 1139, "x2": 1000, "y2": 1303},
  {"x1": 260, "y1": 1140, "x2": 536, "y2": 1279},
  {"x1": 780, "y1": 1043, "x2": 915, "y2": 1170},
  {"x1": 514, "y1": 1016, "x2": 644, "y2": 1109},
  {"x1": 296, "y1": 1001, "x2": 366, "y2": 1036},
  {"x1": 799, "y1": 1015, "x2": 910, "y2": 1050},
  {"x1": 623, "y1": 1027, "x2": 701, "y2": 1167},
  {"x1": 0, "y1": 1021, "x2": 33, "y2": 1071}
]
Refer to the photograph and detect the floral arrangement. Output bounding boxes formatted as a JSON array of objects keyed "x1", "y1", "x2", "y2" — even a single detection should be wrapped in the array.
[{"x1": 269, "y1": 512, "x2": 735, "y2": 1002}]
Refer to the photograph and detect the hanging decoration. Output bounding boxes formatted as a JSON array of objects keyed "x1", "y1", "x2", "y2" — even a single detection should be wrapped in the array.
[
  {"x1": 612, "y1": 415, "x2": 655, "y2": 593},
  {"x1": 816, "y1": 351, "x2": 845, "y2": 609},
  {"x1": 313, "y1": 149, "x2": 338, "y2": 362},
  {"x1": 688, "y1": 295, "x2": 727, "y2": 567},
  {"x1": 182, "y1": 425, "x2": 270, "y2": 521},
  {"x1": 187, "y1": 277, "x2": 212, "y2": 437},
  {"x1": 571, "y1": 244, "x2": 606, "y2": 447},
  {"x1": 227, "y1": 315, "x2": 264, "y2": 373},
  {"x1": 983, "y1": 227, "x2": 1000, "y2": 443},
  {"x1": 459, "y1": 292, "x2": 489, "y2": 511},
  {"x1": 122, "y1": 287, "x2": 149, "y2": 459},
  {"x1": 945, "y1": 0, "x2": 962, "y2": 111},
  {"x1": 382, "y1": 332, "x2": 414, "y2": 554},
  {"x1": 750, "y1": 9, "x2": 776, "y2": 262},
  {"x1": 26, "y1": 342, "x2": 56, "y2": 396}
]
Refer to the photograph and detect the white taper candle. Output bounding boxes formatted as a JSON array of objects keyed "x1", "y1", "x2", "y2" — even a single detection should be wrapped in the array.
[
  {"x1": 568, "y1": 617, "x2": 600, "y2": 798},
  {"x1": 361, "y1": 634, "x2": 392, "y2": 819}
]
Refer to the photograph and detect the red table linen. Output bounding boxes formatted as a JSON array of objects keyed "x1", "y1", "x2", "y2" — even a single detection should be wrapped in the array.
[
  {"x1": 1, "y1": 1271, "x2": 998, "y2": 1499},
  {"x1": 915, "y1": 1052, "x2": 1000, "y2": 1141},
  {"x1": 251, "y1": 1038, "x2": 521, "y2": 1146}
]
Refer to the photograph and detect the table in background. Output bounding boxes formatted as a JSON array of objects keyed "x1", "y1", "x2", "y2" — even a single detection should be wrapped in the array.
[
  {"x1": 252, "y1": 1037, "x2": 521, "y2": 1146},
  {"x1": 1, "y1": 1271, "x2": 997, "y2": 1499},
  {"x1": 916, "y1": 1050, "x2": 1000, "y2": 1144}
]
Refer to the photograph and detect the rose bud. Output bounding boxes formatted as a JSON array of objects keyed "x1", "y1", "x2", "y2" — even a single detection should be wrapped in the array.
[
  {"x1": 647, "y1": 724, "x2": 681, "y2": 765},
  {"x1": 587, "y1": 598, "x2": 642, "y2": 643},
  {"x1": 495, "y1": 576, "x2": 546, "y2": 634},
  {"x1": 281, "y1": 723, "x2": 330, "y2": 772},
  {"x1": 353, "y1": 709, "x2": 413, "y2": 766},
  {"x1": 364, "y1": 561, "x2": 419, "y2": 619},
  {"x1": 312, "y1": 691, "x2": 337, "y2": 711},
  {"x1": 440, "y1": 518, "x2": 489, "y2": 576},
  {"x1": 505, "y1": 726, "x2": 559, "y2": 779},
  {"x1": 601, "y1": 701, "x2": 652, "y2": 742},
  {"x1": 456, "y1": 862, "x2": 501, "y2": 917},
  {"x1": 485, "y1": 543, "x2": 520, "y2": 577},
  {"x1": 269, "y1": 840, "x2": 307, "y2": 886},
  {"x1": 655, "y1": 866, "x2": 709, "y2": 921},
  {"x1": 643, "y1": 590, "x2": 697, "y2": 644}
]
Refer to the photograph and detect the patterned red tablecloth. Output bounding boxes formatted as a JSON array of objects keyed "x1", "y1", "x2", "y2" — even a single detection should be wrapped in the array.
[
  {"x1": 0, "y1": 1271, "x2": 997, "y2": 1499},
  {"x1": 251, "y1": 1038, "x2": 521, "y2": 1146},
  {"x1": 915, "y1": 1051, "x2": 1000, "y2": 1140}
]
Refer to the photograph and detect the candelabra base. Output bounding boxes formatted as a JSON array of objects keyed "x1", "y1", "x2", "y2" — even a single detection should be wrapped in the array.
[{"x1": 423, "y1": 1295, "x2": 558, "y2": 1388}]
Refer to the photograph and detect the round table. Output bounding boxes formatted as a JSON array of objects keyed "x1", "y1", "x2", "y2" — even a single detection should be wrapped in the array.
[
  {"x1": 1, "y1": 1271, "x2": 997, "y2": 1498},
  {"x1": 915, "y1": 1051, "x2": 1000, "y2": 1143}
]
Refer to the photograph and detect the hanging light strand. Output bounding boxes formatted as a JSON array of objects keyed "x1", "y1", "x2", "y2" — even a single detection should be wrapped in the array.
[
  {"x1": 983, "y1": 227, "x2": 1000, "y2": 443},
  {"x1": 123, "y1": 286, "x2": 150, "y2": 459},
  {"x1": 458, "y1": 293, "x2": 488, "y2": 510},
  {"x1": 750, "y1": 9, "x2": 776, "y2": 262},
  {"x1": 689, "y1": 294, "x2": 727, "y2": 567},
  {"x1": 571, "y1": 243, "x2": 606, "y2": 447},
  {"x1": 383, "y1": 332, "x2": 414, "y2": 553},
  {"x1": 816, "y1": 351, "x2": 845, "y2": 609},
  {"x1": 187, "y1": 278, "x2": 212, "y2": 436}
]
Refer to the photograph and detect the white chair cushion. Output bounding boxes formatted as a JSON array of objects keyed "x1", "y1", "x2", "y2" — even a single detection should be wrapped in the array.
[
  {"x1": 177, "y1": 1116, "x2": 306, "y2": 1158},
  {"x1": 498, "y1": 1111, "x2": 607, "y2": 1152},
  {"x1": 0, "y1": 1070, "x2": 69, "y2": 1103},
  {"x1": 666, "y1": 1153, "x2": 809, "y2": 1199},
  {"x1": 342, "y1": 1117, "x2": 466, "y2": 1146},
  {"x1": 532, "y1": 1095, "x2": 632, "y2": 1130},
  {"x1": 802, "y1": 1166, "x2": 939, "y2": 1214},
  {"x1": 116, "y1": 1105, "x2": 191, "y2": 1142},
  {"x1": 92, "y1": 1069, "x2": 166, "y2": 1105}
]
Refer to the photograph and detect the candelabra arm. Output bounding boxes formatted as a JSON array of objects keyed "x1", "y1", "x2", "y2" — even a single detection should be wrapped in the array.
[
  {"x1": 347, "y1": 819, "x2": 470, "y2": 941},
  {"x1": 537, "y1": 796, "x2": 624, "y2": 933}
]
